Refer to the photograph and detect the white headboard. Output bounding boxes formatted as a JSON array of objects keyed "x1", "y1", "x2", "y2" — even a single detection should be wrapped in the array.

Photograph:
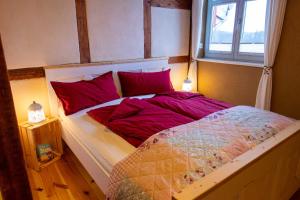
[{"x1": 45, "y1": 57, "x2": 169, "y2": 116}]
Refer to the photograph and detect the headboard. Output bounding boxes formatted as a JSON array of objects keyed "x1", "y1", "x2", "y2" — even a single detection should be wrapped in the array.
[{"x1": 45, "y1": 57, "x2": 169, "y2": 116}]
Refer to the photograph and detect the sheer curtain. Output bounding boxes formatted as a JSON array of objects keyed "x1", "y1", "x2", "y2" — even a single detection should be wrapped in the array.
[
  {"x1": 189, "y1": 0, "x2": 205, "y2": 91},
  {"x1": 255, "y1": 0, "x2": 287, "y2": 110}
]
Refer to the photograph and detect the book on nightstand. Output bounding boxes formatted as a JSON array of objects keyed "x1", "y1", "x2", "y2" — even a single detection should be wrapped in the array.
[{"x1": 36, "y1": 144, "x2": 54, "y2": 163}]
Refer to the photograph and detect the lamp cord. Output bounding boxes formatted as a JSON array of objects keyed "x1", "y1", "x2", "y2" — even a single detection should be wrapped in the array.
[{"x1": 187, "y1": 3, "x2": 193, "y2": 79}]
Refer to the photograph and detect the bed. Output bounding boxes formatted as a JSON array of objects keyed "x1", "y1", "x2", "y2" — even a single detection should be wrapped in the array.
[{"x1": 45, "y1": 57, "x2": 300, "y2": 200}]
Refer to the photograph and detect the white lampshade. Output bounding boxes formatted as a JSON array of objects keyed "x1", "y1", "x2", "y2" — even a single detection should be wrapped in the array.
[
  {"x1": 28, "y1": 101, "x2": 46, "y2": 123},
  {"x1": 182, "y1": 79, "x2": 192, "y2": 92}
]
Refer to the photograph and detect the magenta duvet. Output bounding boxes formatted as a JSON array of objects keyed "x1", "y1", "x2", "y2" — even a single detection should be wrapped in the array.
[
  {"x1": 88, "y1": 92, "x2": 232, "y2": 147},
  {"x1": 146, "y1": 91, "x2": 231, "y2": 120}
]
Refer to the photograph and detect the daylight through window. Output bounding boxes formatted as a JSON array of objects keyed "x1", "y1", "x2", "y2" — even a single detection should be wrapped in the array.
[{"x1": 205, "y1": 0, "x2": 268, "y2": 62}]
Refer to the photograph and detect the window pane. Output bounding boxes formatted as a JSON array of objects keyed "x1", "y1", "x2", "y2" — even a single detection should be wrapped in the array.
[
  {"x1": 240, "y1": 0, "x2": 267, "y2": 54},
  {"x1": 209, "y1": 3, "x2": 236, "y2": 52}
]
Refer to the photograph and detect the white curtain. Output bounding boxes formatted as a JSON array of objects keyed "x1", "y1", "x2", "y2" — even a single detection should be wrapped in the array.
[
  {"x1": 255, "y1": 0, "x2": 287, "y2": 110},
  {"x1": 189, "y1": 0, "x2": 205, "y2": 91}
]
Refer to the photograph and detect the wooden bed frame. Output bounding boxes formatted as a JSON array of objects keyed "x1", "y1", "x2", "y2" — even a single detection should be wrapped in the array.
[
  {"x1": 174, "y1": 122, "x2": 300, "y2": 200},
  {"x1": 45, "y1": 58, "x2": 300, "y2": 200},
  {"x1": 45, "y1": 57, "x2": 171, "y2": 192}
]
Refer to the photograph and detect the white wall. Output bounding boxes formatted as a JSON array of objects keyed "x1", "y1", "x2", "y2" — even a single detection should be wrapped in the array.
[
  {"x1": 10, "y1": 78, "x2": 50, "y2": 123},
  {"x1": 151, "y1": 7, "x2": 191, "y2": 91},
  {"x1": 0, "y1": 0, "x2": 79, "y2": 69},
  {"x1": 169, "y1": 63, "x2": 189, "y2": 90},
  {"x1": 86, "y1": 0, "x2": 144, "y2": 62},
  {"x1": 151, "y1": 7, "x2": 190, "y2": 57},
  {"x1": 0, "y1": 0, "x2": 191, "y2": 122},
  {"x1": 0, "y1": 0, "x2": 79, "y2": 122}
]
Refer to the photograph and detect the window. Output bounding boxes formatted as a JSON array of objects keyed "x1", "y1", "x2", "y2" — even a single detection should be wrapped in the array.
[{"x1": 205, "y1": 0, "x2": 268, "y2": 63}]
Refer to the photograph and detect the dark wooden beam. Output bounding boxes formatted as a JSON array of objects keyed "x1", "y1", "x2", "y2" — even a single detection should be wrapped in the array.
[
  {"x1": 151, "y1": 0, "x2": 192, "y2": 10},
  {"x1": 6, "y1": 55, "x2": 190, "y2": 80},
  {"x1": 144, "y1": 0, "x2": 152, "y2": 58},
  {"x1": 75, "y1": 0, "x2": 91, "y2": 63},
  {"x1": 0, "y1": 36, "x2": 33, "y2": 200},
  {"x1": 144, "y1": 0, "x2": 192, "y2": 60},
  {"x1": 8, "y1": 67, "x2": 45, "y2": 81},
  {"x1": 7, "y1": 0, "x2": 192, "y2": 80},
  {"x1": 168, "y1": 56, "x2": 189, "y2": 64}
]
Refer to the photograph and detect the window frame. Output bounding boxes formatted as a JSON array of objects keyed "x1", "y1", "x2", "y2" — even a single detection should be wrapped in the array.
[{"x1": 204, "y1": 0, "x2": 266, "y2": 63}]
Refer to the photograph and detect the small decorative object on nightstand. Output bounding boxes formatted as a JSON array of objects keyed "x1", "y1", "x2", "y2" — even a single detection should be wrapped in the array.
[
  {"x1": 19, "y1": 117, "x2": 63, "y2": 196},
  {"x1": 27, "y1": 101, "x2": 46, "y2": 124},
  {"x1": 182, "y1": 78, "x2": 193, "y2": 92}
]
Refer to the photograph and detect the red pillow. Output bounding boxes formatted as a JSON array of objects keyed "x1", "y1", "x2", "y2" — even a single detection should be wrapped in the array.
[
  {"x1": 51, "y1": 71, "x2": 120, "y2": 115},
  {"x1": 118, "y1": 69, "x2": 174, "y2": 97}
]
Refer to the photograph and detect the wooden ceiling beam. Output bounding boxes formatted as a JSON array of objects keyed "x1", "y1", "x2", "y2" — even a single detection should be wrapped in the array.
[{"x1": 151, "y1": 0, "x2": 192, "y2": 10}]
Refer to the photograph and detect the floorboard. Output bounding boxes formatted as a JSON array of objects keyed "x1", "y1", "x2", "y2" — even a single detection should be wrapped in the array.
[{"x1": 27, "y1": 147, "x2": 105, "y2": 200}]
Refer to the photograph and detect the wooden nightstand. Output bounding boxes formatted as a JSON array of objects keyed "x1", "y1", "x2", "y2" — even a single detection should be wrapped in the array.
[{"x1": 19, "y1": 117, "x2": 63, "y2": 196}]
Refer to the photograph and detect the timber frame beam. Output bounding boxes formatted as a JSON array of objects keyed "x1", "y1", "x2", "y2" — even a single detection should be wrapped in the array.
[
  {"x1": 143, "y1": 0, "x2": 192, "y2": 62},
  {"x1": 0, "y1": 35, "x2": 33, "y2": 200},
  {"x1": 144, "y1": 0, "x2": 152, "y2": 59},
  {"x1": 75, "y1": 0, "x2": 91, "y2": 64},
  {"x1": 8, "y1": 67, "x2": 45, "y2": 81},
  {"x1": 151, "y1": 0, "x2": 192, "y2": 10},
  {"x1": 7, "y1": 0, "x2": 192, "y2": 80}
]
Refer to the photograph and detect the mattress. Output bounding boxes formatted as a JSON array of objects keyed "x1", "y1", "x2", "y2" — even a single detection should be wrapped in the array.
[{"x1": 58, "y1": 94, "x2": 155, "y2": 174}]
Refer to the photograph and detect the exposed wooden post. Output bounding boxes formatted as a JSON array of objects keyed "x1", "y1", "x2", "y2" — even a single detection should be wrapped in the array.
[
  {"x1": 144, "y1": 0, "x2": 152, "y2": 58},
  {"x1": 75, "y1": 0, "x2": 91, "y2": 63},
  {"x1": 0, "y1": 35, "x2": 32, "y2": 200}
]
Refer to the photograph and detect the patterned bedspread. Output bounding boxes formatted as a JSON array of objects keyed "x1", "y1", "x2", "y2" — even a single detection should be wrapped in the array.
[{"x1": 106, "y1": 106, "x2": 295, "y2": 200}]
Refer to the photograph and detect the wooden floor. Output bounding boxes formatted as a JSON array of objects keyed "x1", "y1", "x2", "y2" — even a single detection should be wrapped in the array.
[
  {"x1": 26, "y1": 146, "x2": 300, "y2": 200},
  {"x1": 27, "y1": 147, "x2": 105, "y2": 200}
]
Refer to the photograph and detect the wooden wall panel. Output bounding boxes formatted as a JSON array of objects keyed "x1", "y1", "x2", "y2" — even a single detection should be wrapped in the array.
[
  {"x1": 198, "y1": 61, "x2": 262, "y2": 106},
  {"x1": 75, "y1": 0, "x2": 91, "y2": 63},
  {"x1": 271, "y1": 0, "x2": 300, "y2": 119},
  {"x1": 0, "y1": 36, "x2": 32, "y2": 200}
]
